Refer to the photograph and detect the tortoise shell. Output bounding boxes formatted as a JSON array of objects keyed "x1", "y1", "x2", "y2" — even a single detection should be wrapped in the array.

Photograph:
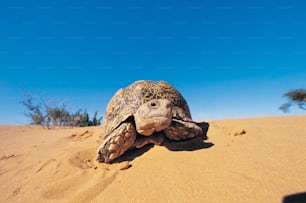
[{"x1": 103, "y1": 80, "x2": 192, "y2": 136}]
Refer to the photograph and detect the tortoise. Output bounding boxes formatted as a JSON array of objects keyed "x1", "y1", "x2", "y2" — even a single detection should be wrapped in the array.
[{"x1": 97, "y1": 80, "x2": 203, "y2": 163}]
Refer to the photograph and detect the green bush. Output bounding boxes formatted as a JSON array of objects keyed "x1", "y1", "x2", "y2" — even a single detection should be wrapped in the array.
[{"x1": 21, "y1": 93, "x2": 102, "y2": 128}]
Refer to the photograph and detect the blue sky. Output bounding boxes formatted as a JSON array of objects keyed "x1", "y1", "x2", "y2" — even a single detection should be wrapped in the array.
[{"x1": 1, "y1": 0, "x2": 306, "y2": 124}]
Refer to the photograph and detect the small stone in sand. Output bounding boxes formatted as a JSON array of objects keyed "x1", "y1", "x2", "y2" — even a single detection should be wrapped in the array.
[
  {"x1": 234, "y1": 129, "x2": 247, "y2": 136},
  {"x1": 119, "y1": 161, "x2": 131, "y2": 170}
]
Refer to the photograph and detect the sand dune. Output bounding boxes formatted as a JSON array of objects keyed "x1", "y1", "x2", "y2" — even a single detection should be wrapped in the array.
[{"x1": 0, "y1": 115, "x2": 305, "y2": 202}]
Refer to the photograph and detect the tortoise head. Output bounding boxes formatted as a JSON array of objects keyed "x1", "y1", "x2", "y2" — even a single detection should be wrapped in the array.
[{"x1": 134, "y1": 99, "x2": 172, "y2": 136}]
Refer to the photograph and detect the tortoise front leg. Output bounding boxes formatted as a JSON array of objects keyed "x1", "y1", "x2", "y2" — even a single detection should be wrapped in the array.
[
  {"x1": 97, "y1": 121, "x2": 136, "y2": 163},
  {"x1": 163, "y1": 119, "x2": 203, "y2": 141}
]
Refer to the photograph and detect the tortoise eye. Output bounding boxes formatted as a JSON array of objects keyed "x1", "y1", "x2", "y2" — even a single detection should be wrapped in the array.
[{"x1": 151, "y1": 102, "x2": 156, "y2": 107}]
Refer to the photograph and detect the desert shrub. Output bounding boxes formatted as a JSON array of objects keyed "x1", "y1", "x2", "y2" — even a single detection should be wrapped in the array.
[
  {"x1": 21, "y1": 93, "x2": 102, "y2": 128},
  {"x1": 21, "y1": 95, "x2": 45, "y2": 125},
  {"x1": 279, "y1": 89, "x2": 306, "y2": 112}
]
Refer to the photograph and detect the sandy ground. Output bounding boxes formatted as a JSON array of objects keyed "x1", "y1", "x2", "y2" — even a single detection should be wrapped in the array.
[{"x1": 0, "y1": 115, "x2": 305, "y2": 203}]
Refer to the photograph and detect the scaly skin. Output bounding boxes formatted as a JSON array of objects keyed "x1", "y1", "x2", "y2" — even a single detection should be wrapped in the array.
[
  {"x1": 164, "y1": 119, "x2": 203, "y2": 141},
  {"x1": 97, "y1": 121, "x2": 136, "y2": 163}
]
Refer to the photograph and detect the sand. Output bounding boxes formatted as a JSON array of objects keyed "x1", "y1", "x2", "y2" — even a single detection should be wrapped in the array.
[{"x1": 0, "y1": 115, "x2": 305, "y2": 203}]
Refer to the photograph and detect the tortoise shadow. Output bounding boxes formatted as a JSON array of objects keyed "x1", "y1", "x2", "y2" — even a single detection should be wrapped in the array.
[
  {"x1": 111, "y1": 122, "x2": 213, "y2": 163},
  {"x1": 283, "y1": 192, "x2": 306, "y2": 203},
  {"x1": 110, "y1": 144, "x2": 154, "y2": 163},
  {"x1": 162, "y1": 121, "x2": 213, "y2": 151},
  {"x1": 162, "y1": 136, "x2": 213, "y2": 151}
]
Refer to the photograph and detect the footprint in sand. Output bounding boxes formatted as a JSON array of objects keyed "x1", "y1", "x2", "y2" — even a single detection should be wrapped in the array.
[
  {"x1": 69, "y1": 149, "x2": 96, "y2": 169},
  {"x1": 43, "y1": 169, "x2": 119, "y2": 201},
  {"x1": 41, "y1": 149, "x2": 130, "y2": 200}
]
